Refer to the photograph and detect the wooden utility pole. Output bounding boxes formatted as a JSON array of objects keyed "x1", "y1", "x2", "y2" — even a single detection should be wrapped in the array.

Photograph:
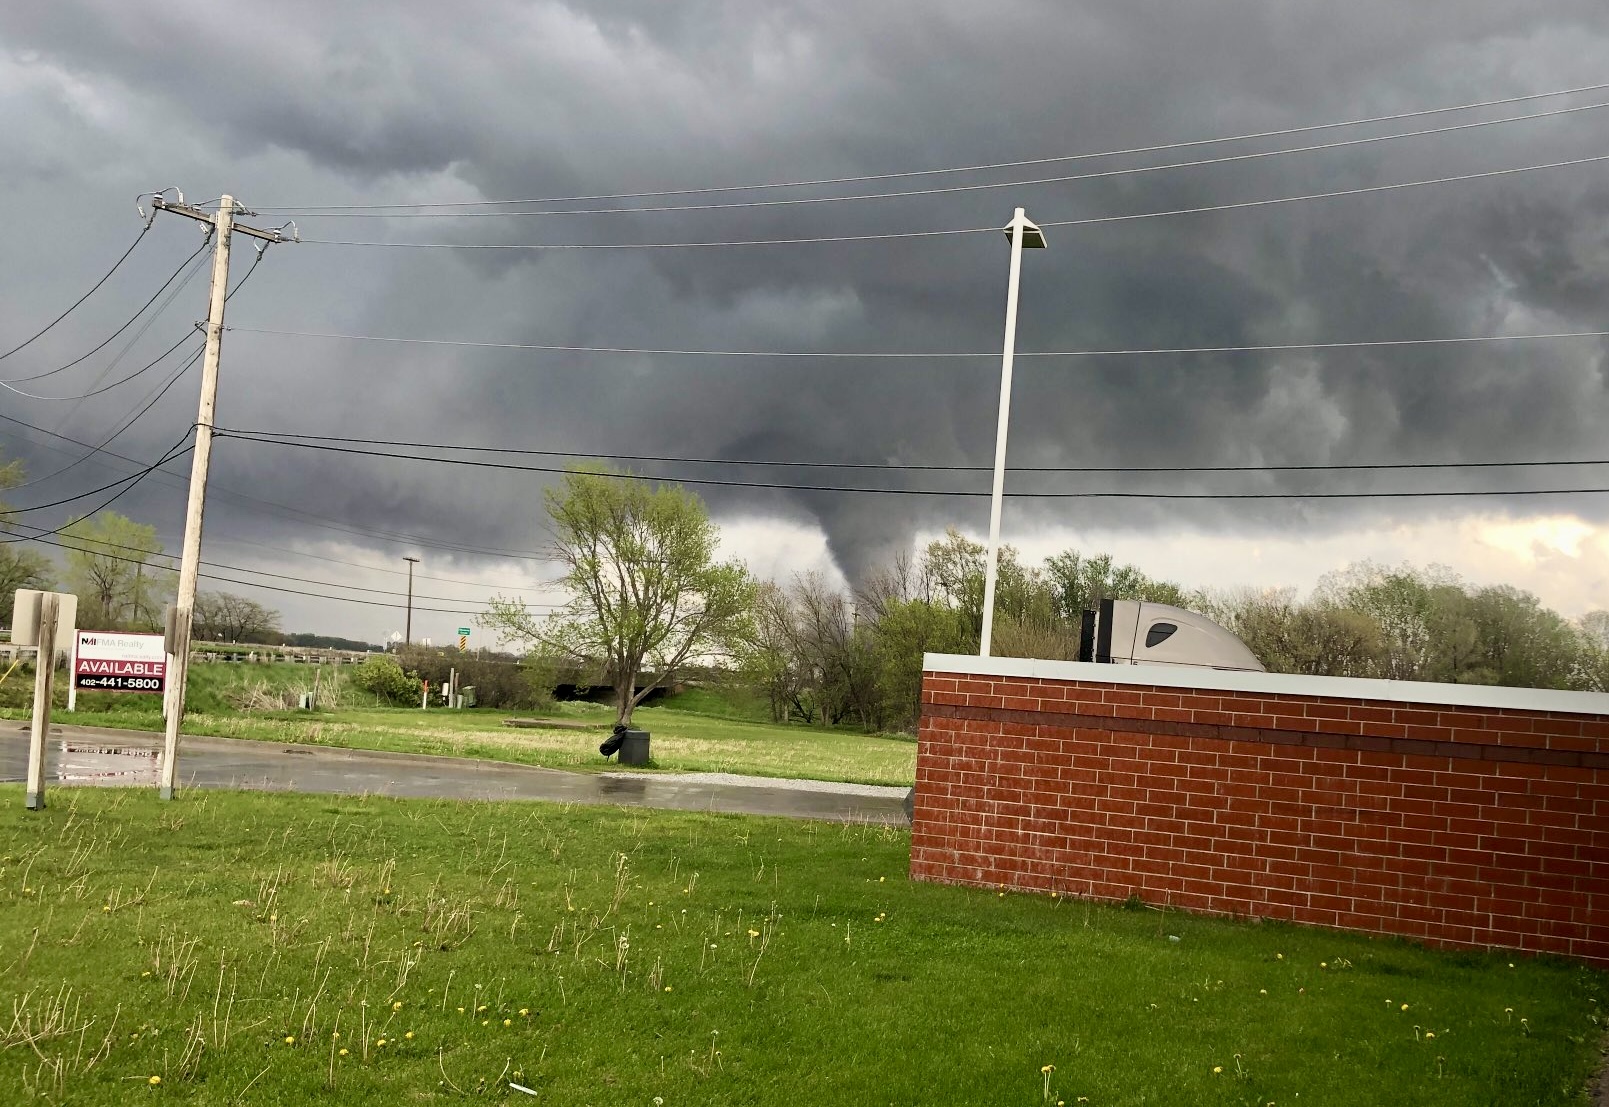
[
  {"x1": 404, "y1": 556, "x2": 420, "y2": 645},
  {"x1": 148, "y1": 192, "x2": 290, "y2": 800},
  {"x1": 25, "y1": 594, "x2": 60, "y2": 811}
]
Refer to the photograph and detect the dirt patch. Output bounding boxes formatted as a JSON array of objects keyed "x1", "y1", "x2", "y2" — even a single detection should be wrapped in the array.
[{"x1": 504, "y1": 718, "x2": 606, "y2": 731}]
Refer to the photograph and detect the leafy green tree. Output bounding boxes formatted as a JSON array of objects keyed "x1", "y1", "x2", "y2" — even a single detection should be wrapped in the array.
[
  {"x1": 60, "y1": 512, "x2": 172, "y2": 631},
  {"x1": 1466, "y1": 585, "x2": 1589, "y2": 690},
  {"x1": 868, "y1": 597, "x2": 969, "y2": 729},
  {"x1": 1043, "y1": 549, "x2": 1188, "y2": 623},
  {"x1": 482, "y1": 468, "x2": 755, "y2": 726},
  {"x1": 351, "y1": 655, "x2": 419, "y2": 704}
]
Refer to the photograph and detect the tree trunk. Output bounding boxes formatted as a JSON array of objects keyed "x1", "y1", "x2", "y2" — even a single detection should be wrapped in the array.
[{"x1": 615, "y1": 667, "x2": 637, "y2": 727}]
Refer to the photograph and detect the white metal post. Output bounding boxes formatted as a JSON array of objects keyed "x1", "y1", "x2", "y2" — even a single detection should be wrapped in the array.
[
  {"x1": 160, "y1": 195, "x2": 234, "y2": 801},
  {"x1": 66, "y1": 628, "x2": 78, "y2": 713},
  {"x1": 981, "y1": 208, "x2": 1033, "y2": 657},
  {"x1": 26, "y1": 593, "x2": 59, "y2": 811}
]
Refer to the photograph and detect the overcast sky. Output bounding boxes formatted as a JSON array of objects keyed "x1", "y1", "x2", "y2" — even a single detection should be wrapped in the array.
[{"x1": 5, "y1": 1, "x2": 1609, "y2": 645}]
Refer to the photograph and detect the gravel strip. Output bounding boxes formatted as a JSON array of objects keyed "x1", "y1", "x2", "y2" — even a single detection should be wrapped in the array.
[{"x1": 600, "y1": 770, "x2": 909, "y2": 797}]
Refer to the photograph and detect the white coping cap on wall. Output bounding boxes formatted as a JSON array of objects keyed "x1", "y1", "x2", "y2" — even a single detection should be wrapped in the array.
[{"x1": 924, "y1": 653, "x2": 1609, "y2": 718}]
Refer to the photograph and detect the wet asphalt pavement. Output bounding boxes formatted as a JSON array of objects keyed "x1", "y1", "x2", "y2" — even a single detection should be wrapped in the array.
[
  {"x1": 1, "y1": 724, "x2": 909, "y2": 824},
  {"x1": 7, "y1": 726, "x2": 1604, "y2": 1091}
]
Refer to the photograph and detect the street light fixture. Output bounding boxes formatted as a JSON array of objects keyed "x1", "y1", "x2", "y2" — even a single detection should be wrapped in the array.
[{"x1": 980, "y1": 207, "x2": 1046, "y2": 657}]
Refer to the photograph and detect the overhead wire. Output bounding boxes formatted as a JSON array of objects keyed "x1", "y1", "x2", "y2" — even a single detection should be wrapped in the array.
[
  {"x1": 0, "y1": 223, "x2": 153, "y2": 361},
  {"x1": 0, "y1": 412, "x2": 555, "y2": 564},
  {"x1": 297, "y1": 150, "x2": 1609, "y2": 250},
  {"x1": 256, "y1": 80, "x2": 1609, "y2": 211},
  {"x1": 221, "y1": 427, "x2": 1609, "y2": 475},
  {"x1": 11, "y1": 241, "x2": 270, "y2": 491},
  {"x1": 1, "y1": 519, "x2": 558, "y2": 606},
  {"x1": 10, "y1": 528, "x2": 508, "y2": 615},
  {"x1": 0, "y1": 434, "x2": 195, "y2": 545},
  {"x1": 225, "y1": 324, "x2": 1609, "y2": 360},
  {"x1": 0, "y1": 240, "x2": 210, "y2": 385},
  {"x1": 212, "y1": 431, "x2": 1609, "y2": 501},
  {"x1": 273, "y1": 99, "x2": 1609, "y2": 219}
]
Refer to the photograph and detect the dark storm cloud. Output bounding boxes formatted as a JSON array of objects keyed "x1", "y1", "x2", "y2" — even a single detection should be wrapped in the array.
[{"x1": 6, "y1": 0, "x2": 1609, "y2": 636}]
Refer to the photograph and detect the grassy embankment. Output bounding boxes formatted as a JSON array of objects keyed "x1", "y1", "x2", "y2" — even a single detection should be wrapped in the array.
[
  {"x1": 2, "y1": 787, "x2": 1603, "y2": 1106},
  {"x1": 0, "y1": 662, "x2": 917, "y2": 786}
]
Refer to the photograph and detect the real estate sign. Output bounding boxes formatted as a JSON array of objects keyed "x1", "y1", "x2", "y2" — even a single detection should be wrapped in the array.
[{"x1": 73, "y1": 631, "x2": 166, "y2": 693}]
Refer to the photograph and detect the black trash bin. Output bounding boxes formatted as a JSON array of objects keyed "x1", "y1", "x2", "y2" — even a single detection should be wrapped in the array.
[{"x1": 618, "y1": 729, "x2": 651, "y2": 766}]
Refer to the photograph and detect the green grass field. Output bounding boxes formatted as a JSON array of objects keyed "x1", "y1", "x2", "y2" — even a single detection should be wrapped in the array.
[
  {"x1": 0, "y1": 663, "x2": 918, "y2": 786},
  {"x1": 0, "y1": 788, "x2": 1602, "y2": 1105}
]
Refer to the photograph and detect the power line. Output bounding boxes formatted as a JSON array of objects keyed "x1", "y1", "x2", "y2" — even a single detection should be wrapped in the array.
[
  {"x1": 1042, "y1": 150, "x2": 1609, "y2": 231},
  {"x1": 0, "y1": 224, "x2": 153, "y2": 361},
  {"x1": 0, "y1": 410, "x2": 556, "y2": 563},
  {"x1": 199, "y1": 534, "x2": 553, "y2": 591},
  {"x1": 9, "y1": 347, "x2": 204, "y2": 492},
  {"x1": 297, "y1": 150, "x2": 1609, "y2": 250},
  {"x1": 0, "y1": 435, "x2": 195, "y2": 545},
  {"x1": 222, "y1": 428, "x2": 1609, "y2": 475},
  {"x1": 0, "y1": 329, "x2": 200, "y2": 403},
  {"x1": 227, "y1": 324, "x2": 1609, "y2": 360},
  {"x1": 11, "y1": 245, "x2": 269, "y2": 491},
  {"x1": 256, "y1": 80, "x2": 1609, "y2": 211},
  {"x1": 13, "y1": 527, "x2": 507, "y2": 615},
  {"x1": 275, "y1": 99, "x2": 1609, "y2": 220},
  {"x1": 4, "y1": 511, "x2": 560, "y2": 606},
  {"x1": 213, "y1": 431, "x2": 1609, "y2": 501},
  {"x1": 0, "y1": 241, "x2": 210, "y2": 386}
]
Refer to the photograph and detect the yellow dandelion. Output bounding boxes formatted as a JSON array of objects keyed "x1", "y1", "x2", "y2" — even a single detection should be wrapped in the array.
[
  {"x1": 141, "y1": 971, "x2": 151, "y2": 979},
  {"x1": 404, "y1": 1031, "x2": 414, "y2": 1040},
  {"x1": 1320, "y1": 962, "x2": 1328, "y2": 969},
  {"x1": 338, "y1": 1048, "x2": 348, "y2": 1057},
  {"x1": 456, "y1": 1007, "x2": 465, "y2": 1014},
  {"x1": 503, "y1": 1019, "x2": 512, "y2": 1027},
  {"x1": 747, "y1": 929, "x2": 760, "y2": 937},
  {"x1": 519, "y1": 1008, "x2": 530, "y2": 1017},
  {"x1": 284, "y1": 1036, "x2": 295, "y2": 1045},
  {"x1": 1213, "y1": 1065, "x2": 1223, "y2": 1074},
  {"x1": 1041, "y1": 1064, "x2": 1055, "y2": 1074},
  {"x1": 376, "y1": 1038, "x2": 386, "y2": 1047},
  {"x1": 332, "y1": 1030, "x2": 341, "y2": 1040},
  {"x1": 477, "y1": 1004, "x2": 487, "y2": 1013},
  {"x1": 392, "y1": 1001, "x2": 403, "y2": 1011},
  {"x1": 1401, "y1": 1004, "x2": 1410, "y2": 1011},
  {"x1": 665, "y1": 986, "x2": 672, "y2": 992},
  {"x1": 1424, "y1": 1031, "x2": 1436, "y2": 1039},
  {"x1": 148, "y1": 1075, "x2": 161, "y2": 1086}
]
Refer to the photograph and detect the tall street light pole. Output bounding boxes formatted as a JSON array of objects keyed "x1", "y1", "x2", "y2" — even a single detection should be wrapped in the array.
[
  {"x1": 403, "y1": 557, "x2": 420, "y2": 646},
  {"x1": 979, "y1": 207, "x2": 1046, "y2": 658}
]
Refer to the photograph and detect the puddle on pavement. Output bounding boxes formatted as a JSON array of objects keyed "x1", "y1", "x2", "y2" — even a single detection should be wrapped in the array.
[{"x1": 57, "y1": 743, "x2": 161, "y2": 785}]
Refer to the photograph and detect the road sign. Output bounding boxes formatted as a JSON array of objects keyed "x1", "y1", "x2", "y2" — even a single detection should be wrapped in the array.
[
  {"x1": 457, "y1": 627, "x2": 471, "y2": 636},
  {"x1": 73, "y1": 631, "x2": 167, "y2": 693},
  {"x1": 458, "y1": 636, "x2": 467, "y2": 653}
]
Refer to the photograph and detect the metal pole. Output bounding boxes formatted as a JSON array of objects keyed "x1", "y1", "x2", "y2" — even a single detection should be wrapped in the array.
[
  {"x1": 980, "y1": 209, "x2": 1030, "y2": 657},
  {"x1": 66, "y1": 627, "x2": 78, "y2": 713},
  {"x1": 160, "y1": 195, "x2": 235, "y2": 801},
  {"x1": 26, "y1": 593, "x2": 59, "y2": 811}
]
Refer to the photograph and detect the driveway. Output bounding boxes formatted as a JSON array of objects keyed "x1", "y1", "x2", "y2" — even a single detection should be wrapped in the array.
[{"x1": 2, "y1": 724, "x2": 910, "y2": 824}]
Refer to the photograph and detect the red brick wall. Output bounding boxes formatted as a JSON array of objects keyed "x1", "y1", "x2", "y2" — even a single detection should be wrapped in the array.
[{"x1": 911, "y1": 661, "x2": 1609, "y2": 963}]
